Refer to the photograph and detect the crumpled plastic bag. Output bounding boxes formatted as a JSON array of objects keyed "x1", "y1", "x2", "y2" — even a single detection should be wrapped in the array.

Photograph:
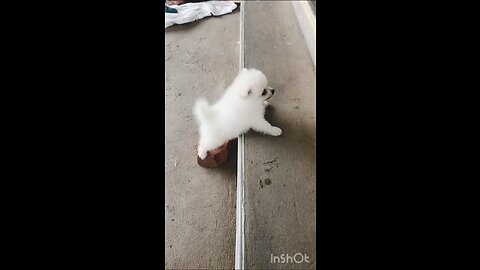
[{"x1": 165, "y1": 1, "x2": 238, "y2": 28}]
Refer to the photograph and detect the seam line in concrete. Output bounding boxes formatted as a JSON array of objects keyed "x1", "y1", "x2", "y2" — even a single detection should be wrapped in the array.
[{"x1": 235, "y1": 2, "x2": 245, "y2": 269}]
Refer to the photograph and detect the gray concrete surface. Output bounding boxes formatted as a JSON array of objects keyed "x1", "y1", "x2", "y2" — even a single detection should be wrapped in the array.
[
  {"x1": 243, "y1": 1, "x2": 316, "y2": 269},
  {"x1": 165, "y1": 10, "x2": 240, "y2": 269}
]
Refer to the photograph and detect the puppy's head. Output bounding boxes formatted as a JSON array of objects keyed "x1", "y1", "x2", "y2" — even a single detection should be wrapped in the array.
[{"x1": 237, "y1": 68, "x2": 275, "y2": 101}]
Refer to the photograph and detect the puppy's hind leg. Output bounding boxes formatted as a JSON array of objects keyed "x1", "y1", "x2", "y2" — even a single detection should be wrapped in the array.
[
  {"x1": 251, "y1": 118, "x2": 282, "y2": 136},
  {"x1": 198, "y1": 145, "x2": 208, "y2": 160},
  {"x1": 197, "y1": 138, "x2": 221, "y2": 160},
  {"x1": 197, "y1": 137, "x2": 209, "y2": 160}
]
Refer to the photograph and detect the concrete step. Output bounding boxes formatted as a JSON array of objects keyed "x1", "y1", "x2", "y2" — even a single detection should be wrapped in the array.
[
  {"x1": 243, "y1": 1, "x2": 316, "y2": 269},
  {"x1": 164, "y1": 8, "x2": 240, "y2": 269}
]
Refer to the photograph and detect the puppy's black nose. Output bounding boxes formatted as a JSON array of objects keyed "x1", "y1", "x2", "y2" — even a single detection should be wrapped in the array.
[{"x1": 271, "y1": 89, "x2": 275, "y2": 94}]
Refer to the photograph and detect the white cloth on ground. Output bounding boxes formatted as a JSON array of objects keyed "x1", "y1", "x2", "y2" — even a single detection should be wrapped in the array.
[{"x1": 165, "y1": 1, "x2": 238, "y2": 28}]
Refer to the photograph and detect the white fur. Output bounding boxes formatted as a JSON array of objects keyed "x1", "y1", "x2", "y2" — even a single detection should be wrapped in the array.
[{"x1": 193, "y1": 68, "x2": 282, "y2": 159}]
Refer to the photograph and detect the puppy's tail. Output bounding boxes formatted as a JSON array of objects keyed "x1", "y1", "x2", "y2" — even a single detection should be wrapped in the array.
[{"x1": 193, "y1": 97, "x2": 212, "y2": 124}]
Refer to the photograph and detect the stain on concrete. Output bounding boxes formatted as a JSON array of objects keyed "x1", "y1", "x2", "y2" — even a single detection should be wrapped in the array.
[
  {"x1": 263, "y1": 157, "x2": 277, "y2": 164},
  {"x1": 264, "y1": 178, "x2": 272, "y2": 185},
  {"x1": 166, "y1": 205, "x2": 175, "y2": 214}
]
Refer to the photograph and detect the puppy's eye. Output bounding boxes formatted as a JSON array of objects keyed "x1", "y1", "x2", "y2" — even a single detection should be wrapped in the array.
[{"x1": 262, "y1": 89, "x2": 267, "y2": 95}]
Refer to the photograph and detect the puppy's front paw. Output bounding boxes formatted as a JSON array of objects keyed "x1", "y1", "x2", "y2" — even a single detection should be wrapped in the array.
[{"x1": 269, "y1": 126, "x2": 282, "y2": 136}]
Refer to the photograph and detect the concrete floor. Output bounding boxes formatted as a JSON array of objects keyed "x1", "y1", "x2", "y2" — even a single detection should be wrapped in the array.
[
  {"x1": 243, "y1": 2, "x2": 316, "y2": 269},
  {"x1": 164, "y1": 9, "x2": 240, "y2": 269}
]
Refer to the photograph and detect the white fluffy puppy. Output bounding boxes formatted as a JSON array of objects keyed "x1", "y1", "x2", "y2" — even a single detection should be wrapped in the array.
[{"x1": 193, "y1": 68, "x2": 282, "y2": 160}]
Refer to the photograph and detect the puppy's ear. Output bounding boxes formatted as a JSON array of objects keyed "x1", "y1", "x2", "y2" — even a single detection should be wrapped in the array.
[{"x1": 240, "y1": 88, "x2": 252, "y2": 98}]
